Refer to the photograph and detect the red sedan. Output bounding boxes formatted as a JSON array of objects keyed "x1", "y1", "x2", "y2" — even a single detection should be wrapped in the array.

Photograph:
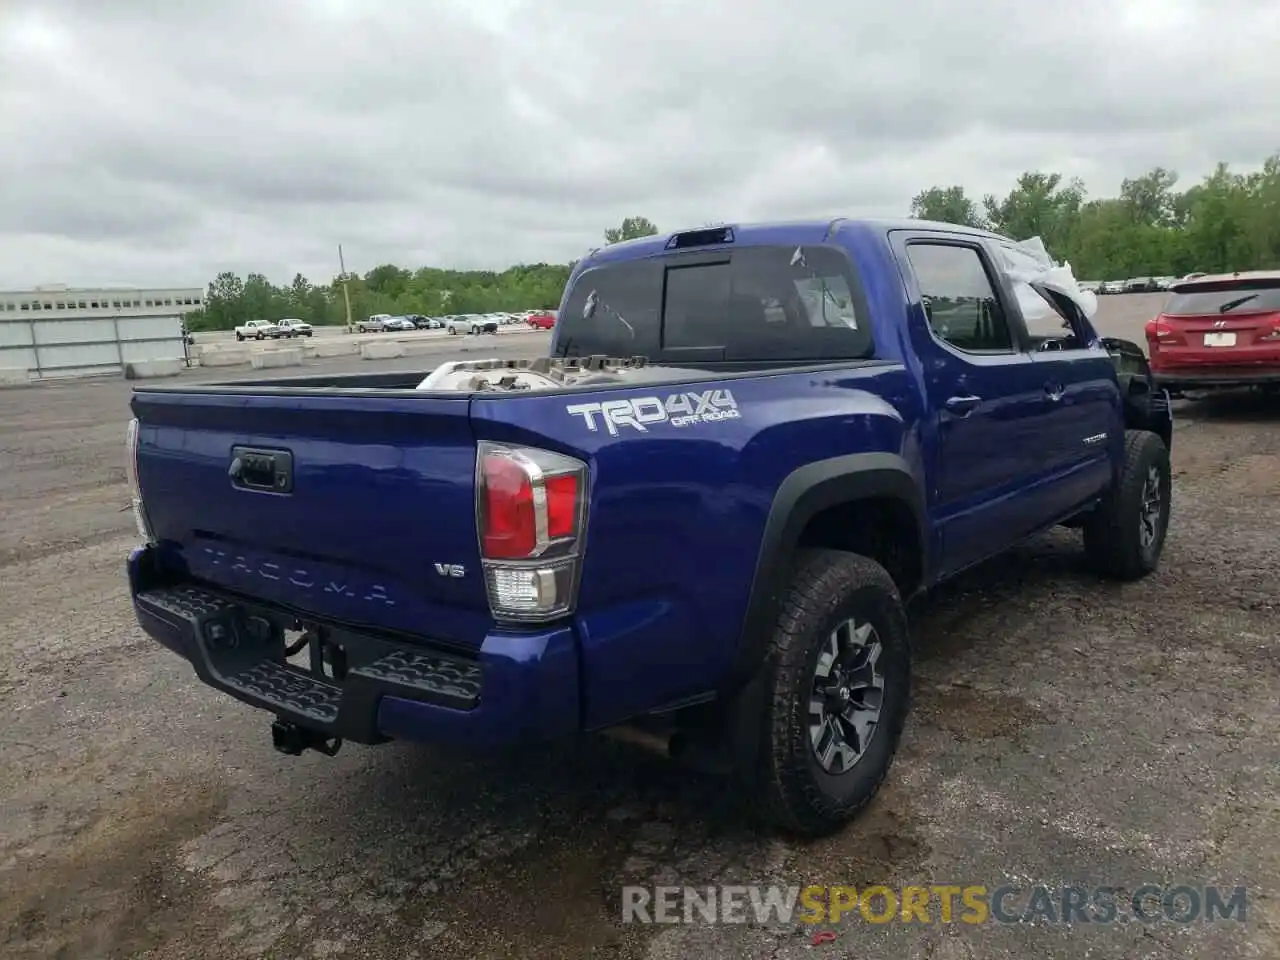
[
  {"x1": 1145, "y1": 271, "x2": 1280, "y2": 391},
  {"x1": 527, "y1": 312, "x2": 556, "y2": 330}
]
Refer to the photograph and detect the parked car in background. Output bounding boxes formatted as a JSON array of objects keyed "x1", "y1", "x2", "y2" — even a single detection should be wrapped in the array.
[
  {"x1": 1146, "y1": 270, "x2": 1280, "y2": 393},
  {"x1": 1078, "y1": 281, "x2": 1102, "y2": 294},
  {"x1": 358, "y1": 314, "x2": 393, "y2": 333},
  {"x1": 527, "y1": 312, "x2": 556, "y2": 330},
  {"x1": 1100, "y1": 281, "x2": 1125, "y2": 295},
  {"x1": 276, "y1": 319, "x2": 313, "y2": 337},
  {"x1": 1124, "y1": 277, "x2": 1159, "y2": 293},
  {"x1": 382, "y1": 317, "x2": 418, "y2": 332},
  {"x1": 447, "y1": 316, "x2": 499, "y2": 335},
  {"x1": 235, "y1": 320, "x2": 281, "y2": 341}
]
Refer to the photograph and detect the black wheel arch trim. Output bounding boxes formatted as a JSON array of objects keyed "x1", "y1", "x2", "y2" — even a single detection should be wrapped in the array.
[{"x1": 725, "y1": 452, "x2": 928, "y2": 693}]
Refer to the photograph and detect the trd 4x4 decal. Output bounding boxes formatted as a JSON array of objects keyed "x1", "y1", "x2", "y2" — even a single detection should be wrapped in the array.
[{"x1": 566, "y1": 389, "x2": 739, "y2": 435}]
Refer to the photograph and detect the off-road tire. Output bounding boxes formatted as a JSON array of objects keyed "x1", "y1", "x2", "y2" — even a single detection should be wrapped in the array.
[
  {"x1": 744, "y1": 549, "x2": 911, "y2": 836},
  {"x1": 1083, "y1": 429, "x2": 1171, "y2": 580}
]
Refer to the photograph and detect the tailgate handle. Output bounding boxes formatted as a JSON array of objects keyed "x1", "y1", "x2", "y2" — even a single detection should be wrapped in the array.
[{"x1": 229, "y1": 446, "x2": 294, "y2": 494}]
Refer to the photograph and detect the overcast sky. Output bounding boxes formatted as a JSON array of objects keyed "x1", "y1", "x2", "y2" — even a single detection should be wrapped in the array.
[{"x1": 1, "y1": 0, "x2": 1277, "y2": 289}]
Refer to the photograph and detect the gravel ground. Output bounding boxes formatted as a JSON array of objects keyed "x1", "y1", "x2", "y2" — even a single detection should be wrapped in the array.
[{"x1": 1, "y1": 300, "x2": 1277, "y2": 960}]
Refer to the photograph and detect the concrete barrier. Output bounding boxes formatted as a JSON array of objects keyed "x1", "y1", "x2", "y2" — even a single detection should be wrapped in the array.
[
  {"x1": 250, "y1": 348, "x2": 304, "y2": 370},
  {"x1": 361, "y1": 339, "x2": 405, "y2": 360},
  {"x1": 0, "y1": 367, "x2": 31, "y2": 386},
  {"x1": 124, "y1": 359, "x2": 184, "y2": 380},
  {"x1": 310, "y1": 339, "x2": 359, "y2": 359},
  {"x1": 401, "y1": 340, "x2": 446, "y2": 357},
  {"x1": 199, "y1": 349, "x2": 252, "y2": 367}
]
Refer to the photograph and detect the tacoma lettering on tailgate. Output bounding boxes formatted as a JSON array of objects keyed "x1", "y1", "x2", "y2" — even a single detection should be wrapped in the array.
[{"x1": 202, "y1": 547, "x2": 397, "y2": 606}]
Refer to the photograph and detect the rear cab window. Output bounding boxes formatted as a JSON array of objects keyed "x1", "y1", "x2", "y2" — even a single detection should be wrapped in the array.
[{"x1": 555, "y1": 244, "x2": 874, "y2": 363}]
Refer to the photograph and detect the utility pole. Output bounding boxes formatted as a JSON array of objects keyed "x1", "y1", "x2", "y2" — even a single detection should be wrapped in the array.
[{"x1": 338, "y1": 244, "x2": 354, "y2": 333}]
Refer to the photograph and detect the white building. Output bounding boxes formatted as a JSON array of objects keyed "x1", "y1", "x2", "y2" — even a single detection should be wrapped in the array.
[
  {"x1": 0, "y1": 284, "x2": 205, "y2": 317},
  {"x1": 0, "y1": 285, "x2": 204, "y2": 381}
]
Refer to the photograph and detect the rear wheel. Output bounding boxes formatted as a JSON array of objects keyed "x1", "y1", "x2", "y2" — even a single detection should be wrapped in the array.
[
  {"x1": 1083, "y1": 430, "x2": 1171, "y2": 580},
  {"x1": 743, "y1": 550, "x2": 911, "y2": 836}
]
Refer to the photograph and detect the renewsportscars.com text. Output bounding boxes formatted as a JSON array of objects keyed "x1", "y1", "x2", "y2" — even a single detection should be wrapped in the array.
[{"x1": 621, "y1": 884, "x2": 1248, "y2": 926}]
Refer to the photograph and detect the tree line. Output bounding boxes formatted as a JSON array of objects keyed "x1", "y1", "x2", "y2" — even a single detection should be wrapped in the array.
[
  {"x1": 909, "y1": 152, "x2": 1280, "y2": 281},
  {"x1": 186, "y1": 217, "x2": 661, "y2": 332},
  {"x1": 188, "y1": 154, "x2": 1279, "y2": 331}
]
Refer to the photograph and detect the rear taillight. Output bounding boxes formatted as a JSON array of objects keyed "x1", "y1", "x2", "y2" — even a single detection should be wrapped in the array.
[
  {"x1": 1260, "y1": 321, "x2": 1280, "y2": 342},
  {"x1": 125, "y1": 418, "x2": 156, "y2": 544},
  {"x1": 476, "y1": 442, "x2": 588, "y2": 622},
  {"x1": 1144, "y1": 317, "x2": 1182, "y2": 345}
]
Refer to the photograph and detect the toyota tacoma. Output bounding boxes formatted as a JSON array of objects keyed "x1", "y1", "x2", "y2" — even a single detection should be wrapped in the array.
[{"x1": 125, "y1": 219, "x2": 1173, "y2": 835}]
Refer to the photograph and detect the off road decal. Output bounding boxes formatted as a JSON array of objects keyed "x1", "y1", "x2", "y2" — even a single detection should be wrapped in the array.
[{"x1": 566, "y1": 389, "x2": 740, "y2": 436}]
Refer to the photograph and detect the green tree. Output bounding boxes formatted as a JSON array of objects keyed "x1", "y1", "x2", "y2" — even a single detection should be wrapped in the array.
[
  {"x1": 1119, "y1": 167, "x2": 1179, "y2": 227},
  {"x1": 604, "y1": 216, "x2": 659, "y2": 244},
  {"x1": 983, "y1": 172, "x2": 1086, "y2": 252},
  {"x1": 909, "y1": 186, "x2": 985, "y2": 228}
]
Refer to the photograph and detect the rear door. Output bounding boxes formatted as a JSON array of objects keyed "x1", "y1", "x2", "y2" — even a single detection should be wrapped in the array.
[
  {"x1": 131, "y1": 388, "x2": 492, "y2": 650},
  {"x1": 891, "y1": 234, "x2": 1060, "y2": 576}
]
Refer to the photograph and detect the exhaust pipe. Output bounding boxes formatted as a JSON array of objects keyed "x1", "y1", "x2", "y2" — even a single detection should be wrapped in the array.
[
  {"x1": 602, "y1": 724, "x2": 731, "y2": 774},
  {"x1": 603, "y1": 724, "x2": 674, "y2": 757}
]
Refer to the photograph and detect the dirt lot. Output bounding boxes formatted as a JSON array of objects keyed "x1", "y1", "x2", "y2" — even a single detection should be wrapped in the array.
[{"x1": 1, "y1": 298, "x2": 1277, "y2": 960}]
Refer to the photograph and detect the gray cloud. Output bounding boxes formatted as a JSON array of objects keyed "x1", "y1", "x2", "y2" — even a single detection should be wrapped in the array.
[{"x1": 1, "y1": 0, "x2": 1278, "y2": 287}]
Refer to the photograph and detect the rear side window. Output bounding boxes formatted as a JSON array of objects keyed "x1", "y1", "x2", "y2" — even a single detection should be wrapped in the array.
[
  {"x1": 906, "y1": 243, "x2": 1014, "y2": 353},
  {"x1": 1163, "y1": 281, "x2": 1280, "y2": 315},
  {"x1": 556, "y1": 244, "x2": 873, "y2": 362}
]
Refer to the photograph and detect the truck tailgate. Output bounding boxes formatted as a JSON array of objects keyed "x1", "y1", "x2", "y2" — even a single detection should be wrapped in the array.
[{"x1": 131, "y1": 389, "x2": 491, "y2": 649}]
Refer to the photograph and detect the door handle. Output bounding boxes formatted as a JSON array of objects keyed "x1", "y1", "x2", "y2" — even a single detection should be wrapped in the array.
[
  {"x1": 944, "y1": 395, "x2": 982, "y2": 417},
  {"x1": 1044, "y1": 382, "x2": 1065, "y2": 402}
]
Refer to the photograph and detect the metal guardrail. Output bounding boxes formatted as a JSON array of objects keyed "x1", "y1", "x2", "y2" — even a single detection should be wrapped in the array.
[{"x1": 0, "y1": 312, "x2": 189, "y2": 379}]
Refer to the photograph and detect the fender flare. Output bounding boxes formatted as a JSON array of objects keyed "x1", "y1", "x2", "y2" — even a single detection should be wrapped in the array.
[{"x1": 725, "y1": 452, "x2": 929, "y2": 692}]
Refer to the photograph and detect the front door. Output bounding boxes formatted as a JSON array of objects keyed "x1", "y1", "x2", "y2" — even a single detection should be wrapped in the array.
[{"x1": 1023, "y1": 285, "x2": 1121, "y2": 514}]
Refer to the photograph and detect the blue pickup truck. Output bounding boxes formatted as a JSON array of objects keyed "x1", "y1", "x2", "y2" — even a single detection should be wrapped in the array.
[{"x1": 125, "y1": 219, "x2": 1173, "y2": 835}]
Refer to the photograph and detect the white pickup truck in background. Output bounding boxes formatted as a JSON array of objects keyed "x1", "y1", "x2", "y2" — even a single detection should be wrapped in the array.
[{"x1": 234, "y1": 320, "x2": 281, "y2": 341}]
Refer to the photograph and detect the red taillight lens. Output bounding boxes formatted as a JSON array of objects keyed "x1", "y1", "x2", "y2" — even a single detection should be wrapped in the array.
[
  {"x1": 544, "y1": 474, "x2": 578, "y2": 539},
  {"x1": 480, "y1": 453, "x2": 537, "y2": 559},
  {"x1": 476, "y1": 442, "x2": 589, "y2": 622}
]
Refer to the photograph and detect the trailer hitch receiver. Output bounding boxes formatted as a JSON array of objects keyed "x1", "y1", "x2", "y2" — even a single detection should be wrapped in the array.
[{"x1": 271, "y1": 718, "x2": 342, "y2": 757}]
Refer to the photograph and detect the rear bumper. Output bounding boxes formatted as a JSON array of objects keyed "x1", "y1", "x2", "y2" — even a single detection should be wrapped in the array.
[
  {"x1": 1152, "y1": 368, "x2": 1280, "y2": 388},
  {"x1": 127, "y1": 546, "x2": 580, "y2": 747}
]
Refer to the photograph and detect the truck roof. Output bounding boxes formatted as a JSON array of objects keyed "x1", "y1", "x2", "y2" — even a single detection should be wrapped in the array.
[{"x1": 582, "y1": 218, "x2": 1008, "y2": 268}]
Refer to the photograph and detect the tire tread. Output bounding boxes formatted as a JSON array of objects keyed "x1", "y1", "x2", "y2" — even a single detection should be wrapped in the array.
[{"x1": 747, "y1": 549, "x2": 910, "y2": 835}]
